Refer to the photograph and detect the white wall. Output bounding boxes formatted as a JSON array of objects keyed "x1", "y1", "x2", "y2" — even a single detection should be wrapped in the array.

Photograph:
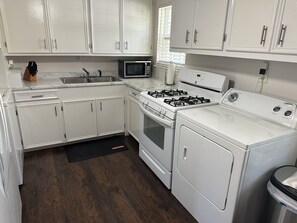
[
  {"x1": 186, "y1": 55, "x2": 297, "y2": 102},
  {"x1": 6, "y1": 56, "x2": 120, "y2": 74}
]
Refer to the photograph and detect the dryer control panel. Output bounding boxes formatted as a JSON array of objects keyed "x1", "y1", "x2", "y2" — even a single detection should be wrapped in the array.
[{"x1": 221, "y1": 89, "x2": 297, "y2": 128}]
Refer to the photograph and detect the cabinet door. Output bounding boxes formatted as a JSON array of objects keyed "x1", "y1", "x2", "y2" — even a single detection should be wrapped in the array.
[
  {"x1": 63, "y1": 100, "x2": 97, "y2": 142},
  {"x1": 128, "y1": 96, "x2": 140, "y2": 142},
  {"x1": 123, "y1": 0, "x2": 152, "y2": 54},
  {"x1": 1, "y1": 0, "x2": 50, "y2": 53},
  {"x1": 91, "y1": 0, "x2": 121, "y2": 53},
  {"x1": 271, "y1": 0, "x2": 297, "y2": 55},
  {"x1": 192, "y1": 0, "x2": 229, "y2": 50},
  {"x1": 17, "y1": 102, "x2": 64, "y2": 149},
  {"x1": 171, "y1": 0, "x2": 196, "y2": 49},
  {"x1": 97, "y1": 97, "x2": 124, "y2": 136},
  {"x1": 47, "y1": 0, "x2": 89, "y2": 53},
  {"x1": 226, "y1": 0, "x2": 279, "y2": 53}
]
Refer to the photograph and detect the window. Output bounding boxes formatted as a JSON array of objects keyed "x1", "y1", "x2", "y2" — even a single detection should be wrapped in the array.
[{"x1": 157, "y1": 5, "x2": 185, "y2": 64}]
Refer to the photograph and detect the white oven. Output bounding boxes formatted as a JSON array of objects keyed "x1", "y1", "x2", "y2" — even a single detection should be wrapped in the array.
[{"x1": 139, "y1": 103, "x2": 175, "y2": 188}]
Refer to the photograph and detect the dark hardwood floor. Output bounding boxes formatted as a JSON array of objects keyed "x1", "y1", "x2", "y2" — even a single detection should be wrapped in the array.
[{"x1": 20, "y1": 136, "x2": 197, "y2": 223}]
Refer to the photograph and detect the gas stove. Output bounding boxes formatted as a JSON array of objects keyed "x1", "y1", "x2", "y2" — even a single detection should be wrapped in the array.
[
  {"x1": 138, "y1": 68, "x2": 229, "y2": 189},
  {"x1": 139, "y1": 68, "x2": 229, "y2": 121}
]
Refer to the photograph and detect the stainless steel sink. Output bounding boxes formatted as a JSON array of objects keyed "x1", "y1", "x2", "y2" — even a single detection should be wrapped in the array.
[{"x1": 60, "y1": 76, "x2": 121, "y2": 84}]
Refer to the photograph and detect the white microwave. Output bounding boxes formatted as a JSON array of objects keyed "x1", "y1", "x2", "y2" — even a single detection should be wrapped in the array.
[{"x1": 118, "y1": 60, "x2": 152, "y2": 78}]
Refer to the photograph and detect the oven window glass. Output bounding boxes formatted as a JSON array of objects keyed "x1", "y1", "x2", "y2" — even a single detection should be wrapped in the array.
[
  {"x1": 126, "y1": 63, "x2": 145, "y2": 76},
  {"x1": 143, "y1": 114, "x2": 165, "y2": 150}
]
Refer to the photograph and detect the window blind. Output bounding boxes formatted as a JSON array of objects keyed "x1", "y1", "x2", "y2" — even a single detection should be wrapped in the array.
[{"x1": 157, "y1": 6, "x2": 185, "y2": 64}]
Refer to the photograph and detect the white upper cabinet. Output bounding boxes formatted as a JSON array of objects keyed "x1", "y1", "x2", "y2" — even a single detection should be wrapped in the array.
[
  {"x1": 192, "y1": 0, "x2": 229, "y2": 50},
  {"x1": 123, "y1": 0, "x2": 152, "y2": 54},
  {"x1": 1, "y1": 0, "x2": 89, "y2": 54},
  {"x1": 226, "y1": 0, "x2": 279, "y2": 53},
  {"x1": 91, "y1": 0, "x2": 152, "y2": 54},
  {"x1": 171, "y1": 0, "x2": 196, "y2": 49},
  {"x1": 1, "y1": 0, "x2": 50, "y2": 53},
  {"x1": 271, "y1": 0, "x2": 297, "y2": 55},
  {"x1": 47, "y1": 0, "x2": 89, "y2": 53},
  {"x1": 91, "y1": 0, "x2": 121, "y2": 54},
  {"x1": 171, "y1": 0, "x2": 228, "y2": 50}
]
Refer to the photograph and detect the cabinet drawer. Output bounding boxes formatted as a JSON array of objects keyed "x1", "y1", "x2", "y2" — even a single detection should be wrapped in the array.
[
  {"x1": 14, "y1": 89, "x2": 58, "y2": 102},
  {"x1": 129, "y1": 88, "x2": 140, "y2": 100}
]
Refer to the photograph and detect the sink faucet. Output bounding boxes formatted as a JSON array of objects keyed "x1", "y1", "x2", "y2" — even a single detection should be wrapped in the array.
[
  {"x1": 98, "y1": 69, "x2": 102, "y2": 77},
  {"x1": 82, "y1": 68, "x2": 90, "y2": 79}
]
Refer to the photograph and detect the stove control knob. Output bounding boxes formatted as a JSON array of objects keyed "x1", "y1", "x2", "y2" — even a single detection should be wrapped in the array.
[
  {"x1": 273, "y1": 106, "x2": 281, "y2": 112},
  {"x1": 228, "y1": 92, "x2": 239, "y2": 103},
  {"x1": 284, "y1": 110, "x2": 293, "y2": 117}
]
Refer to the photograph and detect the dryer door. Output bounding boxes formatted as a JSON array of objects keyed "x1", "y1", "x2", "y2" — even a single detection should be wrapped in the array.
[{"x1": 177, "y1": 125, "x2": 234, "y2": 210}]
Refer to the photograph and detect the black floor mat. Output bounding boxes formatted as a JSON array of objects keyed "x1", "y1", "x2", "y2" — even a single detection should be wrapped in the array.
[{"x1": 65, "y1": 136, "x2": 128, "y2": 162}]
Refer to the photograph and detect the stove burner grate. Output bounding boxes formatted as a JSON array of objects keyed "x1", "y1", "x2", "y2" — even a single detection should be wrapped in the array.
[
  {"x1": 179, "y1": 96, "x2": 211, "y2": 105},
  {"x1": 147, "y1": 90, "x2": 166, "y2": 98},
  {"x1": 164, "y1": 96, "x2": 211, "y2": 107},
  {"x1": 164, "y1": 98, "x2": 187, "y2": 107},
  {"x1": 148, "y1": 89, "x2": 188, "y2": 98},
  {"x1": 161, "y1": 89, "x2": 188, "y2": 97}
]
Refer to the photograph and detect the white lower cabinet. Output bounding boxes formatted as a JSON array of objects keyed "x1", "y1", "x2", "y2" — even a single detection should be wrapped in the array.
[
  {"x1": 63, "y1": 100, "x2": 97, "y2": 142},
  {"x1": 15, "y1": 86, "x2": 126, "y2": 149},
  {"x1": 127, "y1": 89, "x2": 140, "y2": 141},
  {"x1": 97, "y1": 97, "x2": 125, "y2": 136},
  {"x1": 17, "y1": 101, "x2": 64, "y2": 150}
]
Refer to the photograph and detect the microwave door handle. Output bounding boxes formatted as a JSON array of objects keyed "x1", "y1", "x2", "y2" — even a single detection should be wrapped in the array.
[{"x1": 139, "y1": 103, "x2": 174, "y2": 128}]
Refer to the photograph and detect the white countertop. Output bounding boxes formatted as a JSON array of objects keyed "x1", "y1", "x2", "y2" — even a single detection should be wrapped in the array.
[{"x1": 9, "y1": 72, "x2": 177, "y2": 92}]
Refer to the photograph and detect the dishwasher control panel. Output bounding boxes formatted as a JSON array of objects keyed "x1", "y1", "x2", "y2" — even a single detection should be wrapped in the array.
[{"x1": 14, "y1": 89, "x2": 59, "y2": 102}]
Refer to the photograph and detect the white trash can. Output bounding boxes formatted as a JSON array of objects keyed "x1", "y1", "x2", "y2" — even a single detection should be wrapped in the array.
[{"x1": 266, "y1": 165, "x2": 297, "y2": 223}]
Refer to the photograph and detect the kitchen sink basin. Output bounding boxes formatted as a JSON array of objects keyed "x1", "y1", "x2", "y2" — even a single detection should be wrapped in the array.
[{"x1": 60, "y1": 76, "x2": 121, "y2": 84}]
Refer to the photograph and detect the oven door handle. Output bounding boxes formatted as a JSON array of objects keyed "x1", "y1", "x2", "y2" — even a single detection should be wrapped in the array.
[{"x1": 140, "y1": 104, "x2": 174, "y2": 128}]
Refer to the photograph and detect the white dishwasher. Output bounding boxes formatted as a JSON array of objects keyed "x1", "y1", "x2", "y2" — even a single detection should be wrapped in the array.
[
  {"x1": 172, "y1": 89, "x2": 297, "y2": 223},
  {"x1": 14, "y1": 89, "x2": 65, "y2": 150}
]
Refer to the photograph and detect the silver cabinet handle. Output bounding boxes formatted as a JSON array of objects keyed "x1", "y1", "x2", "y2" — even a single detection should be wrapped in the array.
[
  {"x1": 132, "y1": 92, "x2": 137, "y2": 96},
  {"x1": 43, "y1": 39, "x2": 46, "y2": 49},
  {"x1": 90, "y1": 102, "x2": 93, "y2": 112},
  {"x1": 124, "y1": 41, "x2": 128, "y2": 50},
  {"x1": 185, "y1": 30, "x2": 190, "y2": 43},
  {"x1": 116, "y1": 41, "x2": 120, "y2": 50},
  {"x1": 194, "y1": 29, "x2": 198, "y2": 44},
  {"x1": 277, "y1": 24, "x2": 287, "y2": 47},
  {"x1": 183, "y1": 146, "x2": 188, "y2": 160},
  {"x1": 260, "y1": 25, "x2": 268, "y2": 46},
  {"x1": 31, "y1": 95, "x2": 44, "y2": 98},
  {"x1": 54, "y1": 39, "x2": 58, "y2": 49},
  {"x1": 54, "y1": 106, "x2": 57, "y2": 117},
  {"x1": 100, "y1": 102, "x2": 102, "y2": 111}
]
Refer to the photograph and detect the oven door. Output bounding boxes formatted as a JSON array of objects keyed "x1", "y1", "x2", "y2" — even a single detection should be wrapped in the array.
[{"x1": 139, "y1": 104, "x2": 174, "y2": 172}]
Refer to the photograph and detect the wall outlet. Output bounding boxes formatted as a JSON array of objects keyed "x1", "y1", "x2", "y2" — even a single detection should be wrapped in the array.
[
  {"x1": 259, "y1": 74, "x2": 268, "y2": 83},
  {"x1": 258, "y1": 61, "x2": 269, "y2": 83}
]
